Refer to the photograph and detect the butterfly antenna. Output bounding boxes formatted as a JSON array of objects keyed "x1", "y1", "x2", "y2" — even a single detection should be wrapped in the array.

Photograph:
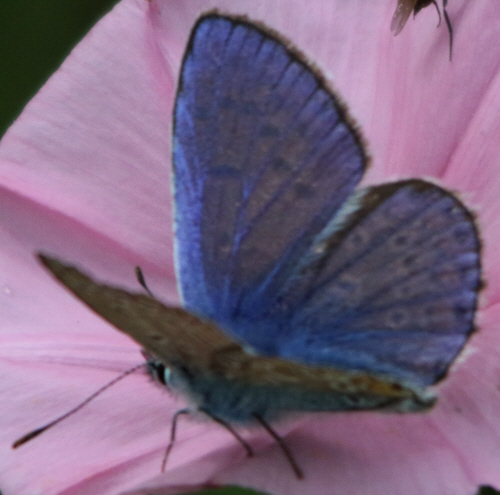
[
  {"x1": 135, "y1": 266, "x2": 154, "y2": 297},
  {"x1": 200, "y1": 408, "x2": 254, "y2": 457},
  {"x1": 12, "y1": 362, "x2": 145, "y2": 449},
  {"x1": 161, "y1": 408, "x2": 191, "y2": 472},
  {"x1": 253, "y1": 413, "x2": 304, "y2": 479}
]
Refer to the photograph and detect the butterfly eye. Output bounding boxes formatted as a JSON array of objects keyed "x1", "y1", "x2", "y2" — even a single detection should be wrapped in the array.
[
  {"x1": 162, "y1": 367, "x2": 172, "y2": 386},
  {"x1": 147, "y1": 360, "x2": 171, "y2": 386},
  {"x1": 154, "y1": 364, "x2": 171, "y2": 386}
]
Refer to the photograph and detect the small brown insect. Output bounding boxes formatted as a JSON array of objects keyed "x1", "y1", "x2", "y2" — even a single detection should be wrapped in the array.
[{"x1": 391, "y1": 0, "x2": 453, "y2": 60}]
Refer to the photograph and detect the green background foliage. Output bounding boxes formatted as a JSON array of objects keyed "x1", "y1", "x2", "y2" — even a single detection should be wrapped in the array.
[{"x1": 0, "y1": 0, "x2": 119, "y2": 137}]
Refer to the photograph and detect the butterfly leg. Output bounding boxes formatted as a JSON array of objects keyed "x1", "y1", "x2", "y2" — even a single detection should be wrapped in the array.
[
  {"x1": 162, "y1": 408, "x2": 191, "y2": 472},
  {"x1": 199, "y1": 408, "x2": 253, "y2": 457},
  {"x1": 442, "y1": 0, "x2": 453, "y2": 60},
  {"x1": 252, "y1": 413, "x2": 303, "y2": 479}
]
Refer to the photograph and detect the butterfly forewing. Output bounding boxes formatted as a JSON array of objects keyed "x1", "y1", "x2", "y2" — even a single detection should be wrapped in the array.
[
  {"x1": 37, "y1": 255, "x2": 234, "y2": 372},
  {"x1": 173, "y1": 15, "x2": 367, "y2": 327}
]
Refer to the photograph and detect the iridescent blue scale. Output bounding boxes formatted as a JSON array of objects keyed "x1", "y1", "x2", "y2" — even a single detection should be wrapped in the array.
[{"x1": 173, "y1": 14, "x2": 481, "y2": 393}]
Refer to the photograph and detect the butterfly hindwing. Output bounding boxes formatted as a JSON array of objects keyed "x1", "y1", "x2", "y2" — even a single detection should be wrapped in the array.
[
  {"x1": 271, "y1": 180, "x2": 481, "y2": 386},
  {"x1": 173, "y1": 15, "x2": 367, "y2": 326}
]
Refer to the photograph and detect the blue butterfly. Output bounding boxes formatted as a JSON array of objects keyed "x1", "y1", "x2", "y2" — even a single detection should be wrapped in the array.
[{"x1": 18, "y1": 12, "x2": 481, "y2": 477}]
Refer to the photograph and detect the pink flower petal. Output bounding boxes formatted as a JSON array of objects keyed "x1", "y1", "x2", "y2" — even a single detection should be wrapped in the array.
[
  {"x1": 0, "y1": 0, "x2": 175, "y2": 274},
  {"x1": 1, "y1": 0, "x2": 500, "y2": 494}
]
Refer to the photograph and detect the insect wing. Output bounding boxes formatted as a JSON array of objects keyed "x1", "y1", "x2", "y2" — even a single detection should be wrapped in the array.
[
  {"x1": 272, "y1": 180, "x2": 481, "y2": 387},
  {"x1": 173, "y1": 15, "x2": 367, "y2": 328},
  {"x1": 391, "y1": 0, "x2": 418, "y2": 35},
  {"x1": 37, "y1": 254, "x2": 236, "y2": 371}
]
